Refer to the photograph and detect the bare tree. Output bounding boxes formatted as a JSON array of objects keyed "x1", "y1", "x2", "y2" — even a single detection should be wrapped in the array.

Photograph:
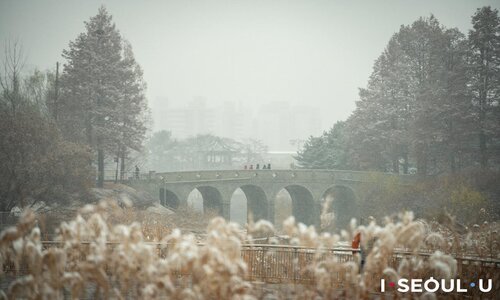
[{"x1": 0, "y1": 39, "x2": 27, "y2": 115}]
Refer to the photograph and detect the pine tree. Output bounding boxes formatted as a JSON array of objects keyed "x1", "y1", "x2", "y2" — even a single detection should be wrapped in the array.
[
  {"x1": 146, "y1": 130, "x2": 179, "y2": 172},
  {"x1": 396, "y1": 16, "x2": 447, "y2": 176},
  {"x1": 296, "y1": 121, "x2": 350, "y2": 170},
  {"x1": 60, "y1": 6, "x2": 149, "y2": 186},
  {"x1": 353, "y1": 17, "x2": 472, "y2": 175},
  {"x1": 295, "y1": 9, "x2": 498, "y2": 174},
  {"x1": 114, "y1": 41, "x2": 149, "y2": 181},
  {"x1": 468, "y1": 6, "x2": 500, "y2": 169},
  {"x1": 347, "y1": 36, "x2": 413, "y2": 173},
  {"x1": 435, "y1": 28, "x2": 471, "y2": 172}
]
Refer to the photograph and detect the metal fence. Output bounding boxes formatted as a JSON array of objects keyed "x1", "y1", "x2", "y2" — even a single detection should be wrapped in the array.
[
  {"x1": 3, "y1": 242, "x2": 499, "y2": 297},
  {"x1": 240, "y1": 244, "x2": 353, "y2": 283},
  {"x1": 239, "y1": 244, "x2": 500, "y2": 286},
  {"x1": 239, "y1": 244, "x2": 500, "y2": 297},
  {"x1": 0, "y1": 212, "x2": 18, "y2": 233},
  {"x1": 0, "y1": 212, "x2": 18, "y2": 225},
  {"x1": 7, "y1": 242, "x2": 498, "y2": 282}
]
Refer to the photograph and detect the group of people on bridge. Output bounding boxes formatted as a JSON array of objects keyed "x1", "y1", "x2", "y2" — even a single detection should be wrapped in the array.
[{"x1": 243, "y1": 163, "x2": 271, "y2": 170}]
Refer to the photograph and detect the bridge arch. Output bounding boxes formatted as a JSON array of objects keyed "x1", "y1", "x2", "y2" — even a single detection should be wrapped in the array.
[
  {"x1": 279, "y1": 185, "x2": 317, "y2": 226},
  {"x1": 229, "y1": 188, "x2": 247, "y2": 225},
  {"x1": 188, "y1": 186, "x2": 223, "y2": 216},
  {"x1": 321, "y1": 185, "x2": 359, "y2": 230},
  {"x1": 239, "y1": 185, "x2": 268, "y2": 222},
  {"x1": 159, "y1": 188, "x2": 181, "y2": 209}
]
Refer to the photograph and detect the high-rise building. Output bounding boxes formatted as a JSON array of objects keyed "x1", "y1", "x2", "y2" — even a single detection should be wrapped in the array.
[
  {"x1": 250, "y1": 101, "x2": 322, "y2": 151},
  {"x1": 158, "y1": 97, "x2": 322, "y2": 152},
  {"x1": 162, "y1": 97, "x2": 216, "y2": 138}
]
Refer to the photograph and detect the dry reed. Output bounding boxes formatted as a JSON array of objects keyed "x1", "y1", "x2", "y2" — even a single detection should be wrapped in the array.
[{"x1": 1, "y1": 201, "x2": 498, "y2": 299}]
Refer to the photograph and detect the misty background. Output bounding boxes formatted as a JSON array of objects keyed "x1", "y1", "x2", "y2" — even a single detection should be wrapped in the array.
[
  {"x1": 1, "y1": 0, "x2": 499, "y2": 151},
  {"x1": 0, "y1": 3, "x2": 499, "y2": 290}
]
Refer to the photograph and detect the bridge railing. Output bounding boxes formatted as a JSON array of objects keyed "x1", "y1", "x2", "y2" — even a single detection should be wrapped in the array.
[
  {"x1": 99, "y1": 168, "x2": 418, "y2": 186},
  {"x1": 133, "y1": 169, "x2": 418, "y2": 184}
]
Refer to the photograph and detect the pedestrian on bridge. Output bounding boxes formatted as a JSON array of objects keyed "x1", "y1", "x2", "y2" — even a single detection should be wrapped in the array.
[{"x1": 135, "y1": 165, "x2": 140, "y2": 179}]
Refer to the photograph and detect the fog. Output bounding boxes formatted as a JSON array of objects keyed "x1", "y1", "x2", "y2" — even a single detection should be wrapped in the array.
[
  {"x1": 1, "y1": 2, "x2": 500, "y2": 297},
  {"x1": 1, "y1": 0, "x2": 499, "y2": 150}
]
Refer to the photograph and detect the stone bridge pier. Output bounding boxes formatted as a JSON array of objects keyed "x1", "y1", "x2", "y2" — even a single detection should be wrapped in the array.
[{"x1": 129, "y1": 169, "x2": 415, "y2": 228}]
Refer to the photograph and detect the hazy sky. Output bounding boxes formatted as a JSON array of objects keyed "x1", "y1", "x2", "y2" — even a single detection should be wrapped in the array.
[{"x1": 1, "y1": 0, "x2": 499, "y2": 133}]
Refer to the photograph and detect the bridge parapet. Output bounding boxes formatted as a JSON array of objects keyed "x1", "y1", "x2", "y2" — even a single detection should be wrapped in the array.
[{"x1": 150, "y1": 169, "x2": 416, "y2": 185}]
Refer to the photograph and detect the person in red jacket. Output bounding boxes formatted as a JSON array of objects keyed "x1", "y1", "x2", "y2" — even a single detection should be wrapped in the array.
[
  {"x1": 352, "y1": 231, "x2": 365, "y2": 271},
  {"x1": 352, "y1": 231, "x2": 361, "y2": 253}
]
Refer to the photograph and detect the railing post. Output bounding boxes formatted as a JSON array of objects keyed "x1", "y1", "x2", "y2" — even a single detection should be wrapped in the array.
[{"x1": 293, "y1": 248, "x2": 298, "y2": 284}]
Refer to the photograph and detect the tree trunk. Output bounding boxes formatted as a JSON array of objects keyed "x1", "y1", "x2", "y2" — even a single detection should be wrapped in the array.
[
  {"x1": 403, "y1": 153, "x2": 409, "y2": 174},
  {"x1": 450, "y1": 152, "x2": 456, "y2": 173},
  {"x1": 120, "y1": 150, "x2": 126, "y2": 182},
  {"x1": 54, "y1": 62, "x2": 59, "y2": 121},
  {"x1": 85, "y1": 116, "x2": 92, "y2": 147},
  {"x1": 479, "y1": 130, "x2": 488, "y2": 169},
  {"x1": 97, "y1": 145, "x2": 104, "y2": 188},
  {"x1": 114, "y1": 155, "x2": 119, "y2": 183},
  {"x1": 416, "y1": 143, "x2": 428, "y2": 176},
  {"x1": 479, "y1": 51, "x2": 489, "y2": 169},
  {"x1": 392, "y1": 156, "x2": 399, "y2": 174}
]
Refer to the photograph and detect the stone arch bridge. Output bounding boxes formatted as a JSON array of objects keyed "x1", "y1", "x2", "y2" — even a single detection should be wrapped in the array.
[{"x1": 129, "y1": 170, "x2": 415, "y2": 227}]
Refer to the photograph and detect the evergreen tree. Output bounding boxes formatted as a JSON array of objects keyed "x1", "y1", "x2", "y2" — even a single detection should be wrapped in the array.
[
  {"x1": 59, "y1": 6, "x2": 148, "y2": 186},
  {"x1": 468, "y1": 6, "x2": 500, "y2": 169},
  {"x1": 396, "y1": 16, "x2": 450, "y2": 175},
  {"x1": 114, "y1": 41, "x2": 149, "y2": 181},
  {"x1": 347, "y1": 16, "x2": 472, "y2": 175},
  {"x1": 346, "y1": 36, "x2": 413, "y2": 172},
  {"x1": 302, "y1": 15, "x2": 478, "y2": 175},
  {"x1": 295, "y1": 135, "x2": 330, "y2": 169},
  {"x1": 434, "y1": 28, "x2": 471, "y2": 172},
  {"x1": 296, "y1": 121, "x2": 350, "y2": 169},
  {"x1": 146, "y1": 130, "x2": 179, "y2": 172}
]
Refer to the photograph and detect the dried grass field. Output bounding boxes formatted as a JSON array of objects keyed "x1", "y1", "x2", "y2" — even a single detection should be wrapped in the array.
[{"x1": 1, "y1": 200, "x2": 499, "y2": 299}]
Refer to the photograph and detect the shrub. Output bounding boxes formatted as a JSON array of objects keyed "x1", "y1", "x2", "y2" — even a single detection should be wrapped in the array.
[
  {"x1": 0, "y1": 104, "x2": 93, "y2": 212},
  {"x1": 358, "y1": 172, "x2": 492, "y2": 224}
]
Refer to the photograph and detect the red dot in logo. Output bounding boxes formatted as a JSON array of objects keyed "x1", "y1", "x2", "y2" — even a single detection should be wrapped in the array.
[{"x1": 389, "y1": 282, "x2": 395, "y2": 287}]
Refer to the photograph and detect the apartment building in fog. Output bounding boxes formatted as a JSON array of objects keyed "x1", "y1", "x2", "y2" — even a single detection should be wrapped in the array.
[{"x1": 157, "y1": 97, "x2": 322, "y2": 151}]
